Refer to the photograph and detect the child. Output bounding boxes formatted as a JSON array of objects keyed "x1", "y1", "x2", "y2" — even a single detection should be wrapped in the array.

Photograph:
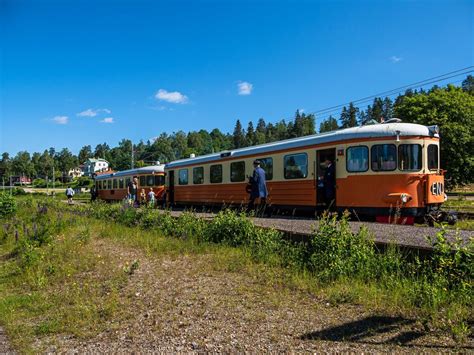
[
  {"x1": 148, "y1": 187, "x2": 156, "y2": 208},
  {"x1": 139, "y1": 189, "x2": 147, "y2": 205}
]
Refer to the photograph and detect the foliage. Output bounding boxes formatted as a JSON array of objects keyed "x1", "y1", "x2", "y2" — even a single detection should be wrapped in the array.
[
  {"x1": 394, "y1": 85, "x2": 474, "y2": 186},
  {"x1": 0, "y1": 193, "x2": 17, "y2": 218}
]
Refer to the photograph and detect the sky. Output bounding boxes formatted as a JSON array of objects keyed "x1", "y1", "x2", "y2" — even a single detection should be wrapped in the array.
[{"x1": 1, "y1": 0, "x2": 473, "y2": 155}]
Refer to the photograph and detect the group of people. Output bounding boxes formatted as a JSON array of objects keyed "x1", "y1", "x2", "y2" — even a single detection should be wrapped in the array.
[{"x1": 126, "y1": 176, "x2": 159, "y2": 207}]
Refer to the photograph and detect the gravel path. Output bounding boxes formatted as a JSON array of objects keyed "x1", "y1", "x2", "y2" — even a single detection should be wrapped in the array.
[
  {"x1": 164, "y1": 210, "x2": 473, "y2": 250},
  {"x1": 40, "y1": 241, "x2": 472, "y2": 352},
  {"x1": 0, "y1": 327, "x2": 15, "y2": 354}
]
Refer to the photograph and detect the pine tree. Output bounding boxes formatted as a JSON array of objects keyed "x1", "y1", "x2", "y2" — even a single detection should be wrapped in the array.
[
  {"x1": 382, "y1": 97, "x2": 393, "y2": 120},
  {"x1": 371, "y1": 98, "x2": 384, "y2": 122},
  {"x1": 319, "y1": 115, "x2": 339, "y2": 133},
  {"x1": 340, "y1": 106, "x2": 350, "y2": 128},
  {"x1": 246, "y1": 121, "x2": 255, "y2": 146},
  {"x1": 232, "y1": 119, "x2": 246, "y2": 148},
  {"x1": 462, "y1": 75, "x2": 474, "y2": 94},
  {"x1": 347, "y1": 102, "x2": 358, "y2": 127}
]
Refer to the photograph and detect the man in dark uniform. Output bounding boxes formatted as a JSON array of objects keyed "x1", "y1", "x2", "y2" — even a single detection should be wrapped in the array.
[
  {"x1": 323, "y1": 159, "x2": 335, "y2": 209},
  {"x1": 248, "y1": 160, "x2": 268, "y2": 214}
]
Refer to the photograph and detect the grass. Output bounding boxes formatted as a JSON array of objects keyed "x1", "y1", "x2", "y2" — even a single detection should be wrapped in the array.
[{"x1": 0, "y1": 195, "x2": 472, "y2": 352}]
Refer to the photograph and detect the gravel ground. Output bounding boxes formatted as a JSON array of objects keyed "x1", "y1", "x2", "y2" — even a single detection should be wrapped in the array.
[
  {"x1": 0, "y1": 327, "x2": 15, "y2": 354},
  {"x1": 37, "y1": 239, "x2": 472, "y2": 353},
  {"x1": 164, "y1": 210, "x2": 474, "y2": 250}
]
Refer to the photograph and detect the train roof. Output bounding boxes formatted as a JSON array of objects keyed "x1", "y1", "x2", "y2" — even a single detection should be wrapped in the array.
[
  {"x1": 165, "y1": 122, "x2": 439, "y2": 169},
  {"x1": 95, "y1": 165, "x2": 165, "y2": 180}
]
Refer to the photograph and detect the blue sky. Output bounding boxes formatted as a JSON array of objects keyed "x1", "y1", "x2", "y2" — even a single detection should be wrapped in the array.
[{"x1": 1, "y1": 0, "x2": 472, "y2": 155}]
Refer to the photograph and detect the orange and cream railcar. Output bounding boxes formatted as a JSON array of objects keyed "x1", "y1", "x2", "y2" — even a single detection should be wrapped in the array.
[
  {"x1": 95, "y1": 166, "x2": 166, "y2": 202},
  {"x1": 164, "y1": 122, "x2": 446, "y2": 223}
]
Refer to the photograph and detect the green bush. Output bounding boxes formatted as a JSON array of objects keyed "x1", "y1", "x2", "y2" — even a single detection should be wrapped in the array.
[
  {"x1": 0, "y1": 193, "x2": 17, "y2": 218},
  {"x1": 307, "y1": 213, "x2": 377, "y2": 282}
]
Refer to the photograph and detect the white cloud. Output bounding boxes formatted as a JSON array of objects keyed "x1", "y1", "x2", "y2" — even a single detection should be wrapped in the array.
[
  {"x1": 77, "y1": 108, "x2": 111, "y2": 117},
  {"x1": 100, "y1": 117, "x2": 114, "y2": 124},
  {"x1": 52, "y1": 116, "x2": 69, "y2": 125},
  {"x1": 389, "y1": 56, "x2": 403, "y2": 63},
  {"x1": 155, "y1": 89, "x2": 188, "y2": 104},
  {"x1": 237, "y1": 81, "x2": 253, "y2": 95}
]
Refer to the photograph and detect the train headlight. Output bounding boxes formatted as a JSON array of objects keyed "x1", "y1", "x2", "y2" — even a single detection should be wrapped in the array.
[{"x1": 400, "y1": 193, "x2": 408, "y2": 204}]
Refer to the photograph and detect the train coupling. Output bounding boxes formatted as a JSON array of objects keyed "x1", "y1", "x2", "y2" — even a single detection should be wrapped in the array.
[{"x1": 425, "y1": 209, "x2": 457, "y2": 226}]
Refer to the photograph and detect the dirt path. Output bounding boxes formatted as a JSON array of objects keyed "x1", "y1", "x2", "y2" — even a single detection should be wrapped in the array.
[
  {"x1": 0, "y1": 327, "x2": 15, "y2": 354},
  {"x1": 33, "y1": 238, "x2": 471, "y2": 353}
]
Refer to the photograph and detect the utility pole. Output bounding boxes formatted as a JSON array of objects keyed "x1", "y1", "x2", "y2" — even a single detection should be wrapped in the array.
[
  {"x1": 52, "y1": 166, "x2": 55, "y2": 196},
  {"x1": 131, "y1": 143, "x2": 134, "y2": 169}
]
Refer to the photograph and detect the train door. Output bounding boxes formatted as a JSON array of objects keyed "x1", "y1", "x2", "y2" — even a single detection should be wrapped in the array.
[
  {"x1": 168, "y1": 170, "x2": 175, "y2": 205},
  {"x1": 316, "y1": 148, "x2": 336, "y2": 207}
]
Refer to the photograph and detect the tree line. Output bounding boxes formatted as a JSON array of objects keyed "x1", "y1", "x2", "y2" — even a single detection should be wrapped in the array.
[{"x1": 1, "y1": 76, "x2": 473, "y2": 186}]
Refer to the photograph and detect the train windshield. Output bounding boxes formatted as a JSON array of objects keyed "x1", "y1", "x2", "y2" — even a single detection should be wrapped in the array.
[
  {"x1": 428, "y1": 144, "x2": 439, "y2": 170},
  {"x1": 399, "y1": 144, "x2": 422, "y2": 171}
]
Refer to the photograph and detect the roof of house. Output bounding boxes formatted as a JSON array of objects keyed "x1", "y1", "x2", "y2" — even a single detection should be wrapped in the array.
[
  {"x1": 85, "y1": 158, "x2": 109, "y2": 163},
  {"x1": 165, "y1": 122, "x2": 439, "y2": 169}
]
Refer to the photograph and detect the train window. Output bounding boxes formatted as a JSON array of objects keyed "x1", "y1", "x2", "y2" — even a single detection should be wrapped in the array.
[
  {"x1": 193, "y1": 167, "x2": 204, "y2": 184},
  {"x1": 107, "y1": 179, "x2": 112, "y2": 189},
  {"x1": 146, "y1": 175, "x2": 155, "y2": 186},
  {"x1": 154, "y1": 175, "x2": 165, "y2": 186},
  {"x1": 230, "y1": 161, "x2": 246, "y2": 182},
  {"x1": 259, "y1": 157, "x2": 273, "y2": 180},
  {"x1": 179, "y1": 169, "x2": 188, "y2": 185},
  {"x1": 125, "y1": 177, "x2": 131, "y2": 187},
  {"x1": 284, "y1": 153, "x2": 308, "y2": 179},
  {"x1": 399, "y1": 144, "x2": 422, "y2": 171},
  {"x1": 428, "y1": 144, "x2": 439, "y2": 170},
  {"x1": 371, "y1": 144, "x2": 397, "y2": 171},
  {"x1": 210, "y1": 164, "x2": 223, "y2": 183},
  {"x1": 119, "y1": 178, "x2": 124, "y2": 189},
  {"x1": 113, "y1": 179, "x2": 118, "y2": 189},
  {"x1": 139, "y1": 176, "x2": 146, "y2": 187},
  {"x1": 347, "y1": 146, "x2": 368, "y2": 172}
]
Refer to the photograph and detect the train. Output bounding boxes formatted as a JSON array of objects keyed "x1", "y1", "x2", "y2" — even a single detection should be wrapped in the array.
[
  {"x1": 95, "y1": 166, "x2": 166, "y2": 202},
  {"x1": 95, "y1": 120, "x2": 451, "y2": 224}
]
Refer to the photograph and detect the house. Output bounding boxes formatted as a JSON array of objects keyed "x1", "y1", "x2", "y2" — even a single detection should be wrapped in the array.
[
  {"x1": 82, "y1": 158, "x2": 110, "y2": 177},
  {"x1": 68, "y1": 165, "x2": 84, "y2": 178},
  {"x1": 12, "y1": 175, "x2": 32, "y2": 185}
]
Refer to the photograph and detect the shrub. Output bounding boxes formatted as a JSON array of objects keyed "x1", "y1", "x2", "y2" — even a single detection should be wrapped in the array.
[
  {"x1": 0, "y1": 193, "x2": 17, "y2": 218},
  {"x1": 307, "y1": 213, "x2": 377, "y2": 282}
]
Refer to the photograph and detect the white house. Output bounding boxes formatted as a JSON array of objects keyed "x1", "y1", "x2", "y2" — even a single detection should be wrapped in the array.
[
  {"x1": 82, "y1": 158, "x2": 109, "y2": 176},
  {"x1": 68, "y1": 166, "x2": 84, "y2": 178}
]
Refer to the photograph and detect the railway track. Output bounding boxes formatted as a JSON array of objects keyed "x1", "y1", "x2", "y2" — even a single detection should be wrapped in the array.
[{"x1": 162, "y1": 209, "x2": 473, "y2": 252}]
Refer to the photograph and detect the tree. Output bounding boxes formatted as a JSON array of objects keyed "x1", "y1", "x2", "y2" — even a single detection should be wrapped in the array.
[
  {"x1": 0, "y1": 153, "x2": 12, "y2": 182},
  {"x1": 55, "y1": 148, "x2": 77, "y2": 178},
  {"x1": 319, "y1": 116, "x2": 339, "y2": 133},
  {"x1": 232, "y1": 119, "x2": 246, "y2": 148},
  {"x1": 394, "y1": 85, "x2": 474, "y2": 186},
  {"x1": 78, "y1": 145, "x2": 93, "y2": 163},
  {"x1": 382, "y1": 97, "x2": 393, "y2": 120},
  {"x1": 339, "y1": 106, "x2": 351, "y2": 128},
  {"x1": 94, "y1": 143, "x2": 111, "y2": 161},
  {"x1": 371, "y1": 98, "x2": 384, "y2": 122},
  {"x1": 38, "y1": 150, "x2": 55, "y2": 178},
  {"x1": 462, "y1": 75, "x2": 474, "y2": 94},
  {"x1": 246, "y1": 121, "x2": 256, "y2": 146},
  {"x1": 12, "y1": 151, "x2": 35, "y2": 177}
]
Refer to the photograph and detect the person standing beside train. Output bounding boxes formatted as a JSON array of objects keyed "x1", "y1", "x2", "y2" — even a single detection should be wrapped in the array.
[
  {"x1": 127, "y1": 176, "x2": 139, "y2": 206},
  {"x1": 248, "y1": 160, "x2": 268, "y2": 214},
  {"x1": 323, "y1": 159, "x2": 336, "y2": 209}
]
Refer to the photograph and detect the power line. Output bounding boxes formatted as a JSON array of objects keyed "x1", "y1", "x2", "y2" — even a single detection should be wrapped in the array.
[
  {"x1": 315, "y1": 76, "x2": 471, "y2": 118},
  {"x1": 312, "y1": 66, "x2": 473, "y2": 116}
]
